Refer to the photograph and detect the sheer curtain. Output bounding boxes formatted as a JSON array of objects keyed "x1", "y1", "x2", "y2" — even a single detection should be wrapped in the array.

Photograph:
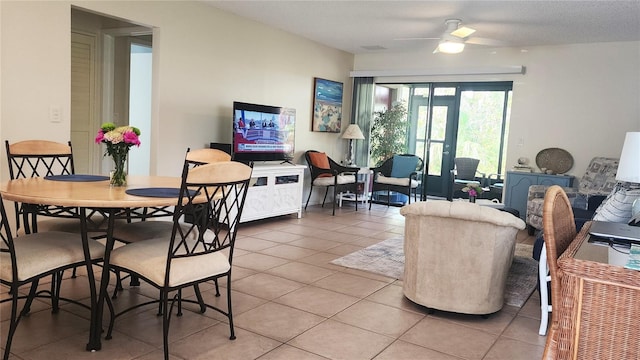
[{"x1": 349, "y1": 77, "x2": 374, "y2": 166}]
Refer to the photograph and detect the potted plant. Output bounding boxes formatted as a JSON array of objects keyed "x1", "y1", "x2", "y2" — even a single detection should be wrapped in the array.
[{"x1": 369, "y1": 102, "x2": 409, "y2": 166}]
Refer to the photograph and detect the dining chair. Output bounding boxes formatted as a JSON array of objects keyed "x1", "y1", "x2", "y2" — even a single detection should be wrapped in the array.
[
  {"x1": 369, "y1": 154, "x2": 423, "y2": 208},
  {"x1": 105, "y1": 160, "x2": 252, "y2": 360},
  {"x1": 0, "y1": 195, "x2": 106, "y2": 360},
  {"x1": 304, "y1": 150, "x2": 360, "y2": 215},
  {"x1": 5, "y1": 140, "x2": 76, "y2": 234},
  {"x1": 541, "y1": 185, "x2": 577, "y2": 359},
  {"x1": 109, "y1": 148, "x2": 231, "y2": 297}
]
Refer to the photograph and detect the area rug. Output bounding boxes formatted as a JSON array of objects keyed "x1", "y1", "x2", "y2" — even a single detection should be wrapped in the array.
[{"x1": 330, "y1": 237, "x2": 538, "y2": 307}]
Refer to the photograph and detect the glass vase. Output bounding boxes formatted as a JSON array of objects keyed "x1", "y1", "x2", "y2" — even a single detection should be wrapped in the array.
[
  {"x1": 469, "y1": 195, "x2": 476, "y2": 203},
  {"x1": 110, "y1": 152, "x2": 128, "y2": 187}
]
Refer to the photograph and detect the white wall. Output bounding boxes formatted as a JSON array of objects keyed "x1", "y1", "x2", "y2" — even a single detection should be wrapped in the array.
[
  {"x1": 0, "y1": 1, "x2": 354, "y2": 182},
  {"x1": 355, "y1": 42, "x2": 640, "y2": 178}
]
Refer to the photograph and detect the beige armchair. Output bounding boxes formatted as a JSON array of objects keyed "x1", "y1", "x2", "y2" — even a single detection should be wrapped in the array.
[{"x1": 400, "y1": 201, "x2": 525, "y2": 315}]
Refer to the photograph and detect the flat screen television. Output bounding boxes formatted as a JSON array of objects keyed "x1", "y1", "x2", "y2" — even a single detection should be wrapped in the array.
[{"x1": 232, "y1": 101, "x2": 295, "y2": 162}]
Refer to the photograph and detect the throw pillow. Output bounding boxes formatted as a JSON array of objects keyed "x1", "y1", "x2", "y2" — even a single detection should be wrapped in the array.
[
  {"x1": 308, "y1": 152, "x2": 332, "y2": 178},
  {"x1": 390, "y1": 155, "x2": 418, "y2": 178},
  {"x1": 593, "y1": 187, "x2": 640, "y2": 223}
]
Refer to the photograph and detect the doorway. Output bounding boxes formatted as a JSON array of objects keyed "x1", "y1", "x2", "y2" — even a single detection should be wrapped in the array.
[
  {"x1": 371, "y1": 81, "x2": 513, "y2": 199},
  {"x1": 71, "y1": 8, "x2": 153, "y2": 175}
]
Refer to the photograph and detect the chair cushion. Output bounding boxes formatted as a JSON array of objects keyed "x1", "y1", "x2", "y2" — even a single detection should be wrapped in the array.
[
  {"x1": 593, "y1": 187, "x2": 640, "y2": 223},
  {"x1": 110, "y1": 237, "x2": 230, "y2": 287},
  {"x1": 112, "y1": 221, "x2": 198, "y2": 243},
  {"x1": 390, "y1": 155, "x2": 418, "y2": 178},
  {"x1": 308, "y1": 152, "x2": 332, "y2": 177},
  {"x1": 313, "y1": 174, "x2": 355, "y2": 186},
  {"x1": 376, "y1": 174, "x2": 419, "y2": 188},
  {"x1": 0, "y1": 232, "x2": 105, "y2": 282}
]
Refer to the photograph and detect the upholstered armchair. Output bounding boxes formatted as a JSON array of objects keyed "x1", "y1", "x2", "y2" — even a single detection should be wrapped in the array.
[
  {"x1": 400, "y1": 200, "x2": 525, "y2": 315},
  {"x1": 526, "y1": 157, "x2": 619, "y2": 232},
  {"x1": 369, "y1": 154, "x2": 423, "y2": 209}
]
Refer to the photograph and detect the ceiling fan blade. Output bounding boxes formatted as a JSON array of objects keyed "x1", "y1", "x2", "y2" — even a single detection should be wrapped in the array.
[
  {"x1": 394, "y1": 37, "x2": 440, "y2": 41},
  {"x1": 451, "y1": 26, "x2": 475, "y2": 38},
  {"x1": 465, "y1": 37, "x2": 506, "y2": 46}
]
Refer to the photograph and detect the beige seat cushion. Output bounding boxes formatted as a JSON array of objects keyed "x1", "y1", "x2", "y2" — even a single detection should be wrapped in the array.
[
  {"x1": 112, "y1": 221, "x2": 198, "y2": 243},
  {"x1": 375, "y1": 174, "x2": 419, "y2": 188},
  {"x1": 313, "y1": 174, "x2": 355, "y2": 186},
  {"x1": 0, "y1": 231, "x2": 105, "y2": 282},
  {"x1": 110, "y1": 238, "x2": 230, "y2": 287}
]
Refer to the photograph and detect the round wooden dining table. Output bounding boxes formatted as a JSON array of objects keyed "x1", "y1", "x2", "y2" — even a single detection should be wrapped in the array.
[{"x1": 0, "y1": 175, "x2": 187, "y2": 352}]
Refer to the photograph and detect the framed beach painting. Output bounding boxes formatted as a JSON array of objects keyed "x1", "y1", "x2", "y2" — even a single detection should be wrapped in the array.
[{"x1": 312, "y1": 78, "x2": 343, "y2": 132}]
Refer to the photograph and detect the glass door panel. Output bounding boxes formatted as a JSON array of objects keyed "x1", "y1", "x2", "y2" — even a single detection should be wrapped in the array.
[{"x1": 425, "y1": 97, "x2": 456, "y2": 198}]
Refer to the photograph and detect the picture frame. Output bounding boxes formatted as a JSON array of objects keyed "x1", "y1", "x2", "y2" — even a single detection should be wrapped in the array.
[{"x1": 312, "y1": 77, "x2": 343, "y2": 132}]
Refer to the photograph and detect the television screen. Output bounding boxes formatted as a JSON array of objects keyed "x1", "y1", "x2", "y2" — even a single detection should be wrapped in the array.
[{"x1": 232, "y1": 101, "x2": 295, "y2": 162}]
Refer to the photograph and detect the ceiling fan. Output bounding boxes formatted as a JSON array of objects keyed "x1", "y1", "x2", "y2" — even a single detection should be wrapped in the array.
[{"x1": 397, "y1": 19, "x2": 503, "y2": 54}]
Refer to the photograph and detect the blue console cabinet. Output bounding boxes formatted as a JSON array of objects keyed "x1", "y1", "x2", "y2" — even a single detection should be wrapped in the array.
[{"x1": 504, "y1": 171, "x2": 574, "y2": 220}]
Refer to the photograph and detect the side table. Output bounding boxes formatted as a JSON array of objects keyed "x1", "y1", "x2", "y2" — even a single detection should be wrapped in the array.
[{"x1": 339, "y1": 166, "x2": 372, "y2": 206}]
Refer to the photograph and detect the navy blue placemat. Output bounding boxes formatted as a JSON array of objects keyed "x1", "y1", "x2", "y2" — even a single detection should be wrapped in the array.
[
  {"x1": 44, "y1": 174, "x2": 110, "y2": 182},
  {"x1": 125, "y1": 187, "x2": 199, "y2": 198}
]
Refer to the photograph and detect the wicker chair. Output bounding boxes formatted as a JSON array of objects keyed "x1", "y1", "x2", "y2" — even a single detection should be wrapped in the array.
[
  {"x1": 541, "y1": 185, "x2": 577, "y2": 359},
  {"x1": 369, "y1": 154, "x2": 423, "y2": 208}
]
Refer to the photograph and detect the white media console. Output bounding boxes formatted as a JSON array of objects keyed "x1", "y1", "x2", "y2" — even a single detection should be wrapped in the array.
[{"x1": 240, "y1": 163, "x2": 306, "y2": 223}]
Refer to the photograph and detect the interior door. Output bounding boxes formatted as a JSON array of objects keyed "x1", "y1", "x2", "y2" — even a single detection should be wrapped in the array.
[
  {"x1": 71, "y1": 32, "x2": 98, "y2": 174},
  {"x1": 424, "y1": 94, "x2": 458, "y2": 198}
]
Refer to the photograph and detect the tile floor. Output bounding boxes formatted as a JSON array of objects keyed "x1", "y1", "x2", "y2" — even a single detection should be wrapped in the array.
[{"x1": 1, "y1": 202, "x2": 546, "y2": 359}]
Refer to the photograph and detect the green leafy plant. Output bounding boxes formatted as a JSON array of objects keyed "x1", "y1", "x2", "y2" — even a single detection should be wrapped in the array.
[{"x1": 370, "y1": 102, "x2": 408, "y2": 166}]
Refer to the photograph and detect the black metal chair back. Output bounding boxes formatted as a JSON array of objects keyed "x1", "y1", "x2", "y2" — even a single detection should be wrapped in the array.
[{"x1": 5, "y1": 140, "x2": 75, "y2": 233}]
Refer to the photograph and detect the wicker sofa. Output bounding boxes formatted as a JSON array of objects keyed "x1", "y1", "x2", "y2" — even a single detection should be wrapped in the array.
[
  {"x1": 526, "y1": 157, "x2": 619, "y2": 232},
  {"x1": 400, "y1": 201, "x2": 525, "y2": 315}
]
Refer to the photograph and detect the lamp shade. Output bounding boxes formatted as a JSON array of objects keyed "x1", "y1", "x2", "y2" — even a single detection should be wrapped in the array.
[
  {"x1": 616, "y1": 132, "x2": 640, "y2": 183},
  {"x1": 341, "y1": 124, "x2": 365, "y2": 140}
]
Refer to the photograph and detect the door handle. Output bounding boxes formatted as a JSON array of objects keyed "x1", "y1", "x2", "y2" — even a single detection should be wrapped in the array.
[{"x1": 443, "y1": 151, "x2": 449, "y2": 155}]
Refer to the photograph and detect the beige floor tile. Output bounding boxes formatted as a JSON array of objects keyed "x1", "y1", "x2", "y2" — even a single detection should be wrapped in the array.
[
  {"x1": 234, "y1": 302, "x2": 325, "y2": 342},
  {"x1": 400, "y1": 317, "x2": 498, "y2": 360},
  {"x1": 373, "y1": 340, "x2": 461, "y2": 360},
  {"x1": 274, "y1": 285, "x2": 359, "y2": 317},
  {"x1": 233, "y1": 273, "x2": 303, "y2": 300},
  {"x1": 287, "y1": 236, "x2": 342, "y2": 251},
  {"x1": 313, "y1": 272, "x2": 388, "y2": 298},
  {"x1": 518, "y1": 293, "x2": 544, "y2": 320},
  {"x1": 171, "y1": 324, "x2": 281, "y2": 360},
  {"x1": 233, "y1": 252, "x2": 290, "y2": 271},
  {"x1": 235, "y1": 236, "x2": 280, "y2": 251},
  {"x1": 501, "y1": 316, "x2": 548, "y2": 347},
  {"x1": 325, "y1": 244, "x2": 365, "y2": 256},
  {"x1": 430, "y1": 308, "x2": 516, "y2": 335},
  {"x1": 265, "y1": 262, "x2": 335, "y2": 284},
  {"x1": 22, "y1": 327, "x2": 156, "y2": 360},
  {"x1": 251, "y1": 230, "x2": 305, "y2": 243},
  {"x1": 1, "y1": 308, "x2": 88, "y2": 355},
  {"x1": 297, "y1": 252, "x2": 345, "y2": 270},
  {"x1": 289, "y1": 319, "x2": 394, "y2": 360},
  {"x1": 258, "y1": 344, "x2": 328, "y2": 360},
  {"x1": 110, "y1": 307, "x2": 220, "y2": 347},
  {"x1": 483, "y1": 338, "x2": 545, "y2": 360},
  {"x1": 278, "y1": 224, "x2": 333, "y2": 238},
  {"x1": 258, "y1": 244, "x2": 319, "y2": 260},
  {"x1": 365, "y1": 283, "x2": 427, "y2": 314},
  {"x1": 333, "y1": 300, "x2": 424, "y2": 337}
]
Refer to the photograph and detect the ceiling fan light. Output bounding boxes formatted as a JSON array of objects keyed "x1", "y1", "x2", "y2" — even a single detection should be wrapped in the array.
[{"x1": 437, "y1": 40, "x2": 465, "y2": 54}]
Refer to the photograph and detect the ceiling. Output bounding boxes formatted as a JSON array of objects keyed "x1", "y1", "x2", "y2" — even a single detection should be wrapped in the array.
[{"x1": 203, "y1": 0, "x2": 640, "y2": 54}]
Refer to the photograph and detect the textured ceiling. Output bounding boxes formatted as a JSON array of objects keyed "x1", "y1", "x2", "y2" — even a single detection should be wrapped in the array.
[{"x1": 204, "y1": 0, "x2": 640, "y2": 54}]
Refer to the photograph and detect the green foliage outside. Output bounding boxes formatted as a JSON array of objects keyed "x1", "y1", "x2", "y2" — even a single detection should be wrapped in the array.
[{"x1": 370, "y1": 102, "x2": 409, "y2": 166}]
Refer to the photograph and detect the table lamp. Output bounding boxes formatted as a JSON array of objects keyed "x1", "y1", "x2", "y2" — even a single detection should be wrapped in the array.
[
  {"x1": 615, "y1": 132, "x2": 640, "y2": 218},
  {"x1": 341, "y1": 124, "x2": 365, "y2": 165}
]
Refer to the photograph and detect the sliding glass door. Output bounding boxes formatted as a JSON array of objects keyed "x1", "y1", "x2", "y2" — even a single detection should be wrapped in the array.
[{"x1": 366, "y1": 81, "x2": 512, "y2": 200}]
